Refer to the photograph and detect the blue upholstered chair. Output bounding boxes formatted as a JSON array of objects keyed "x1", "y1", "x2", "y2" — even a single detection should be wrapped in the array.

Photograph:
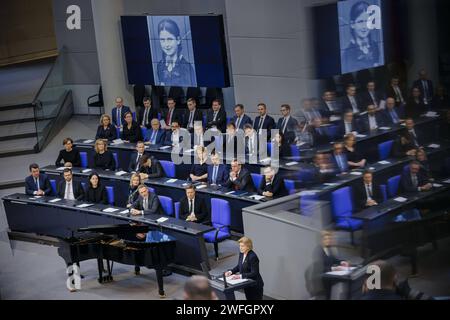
[
  {"x1": 387, "y1": 175, "x2": 401, "y2": 198},
  {"x1": 50, "y1": 179, "x2": 57, "y2": 196},
  {"x1": 331, "y1": 186, "x2": 362, "y2": 244},
  {"x1": 159, "y1": 160, "x2": 176, "y2": 178},
  {"x1": 204, "y1": 198, "x2": 231, "y2": 260},
  {"x1": 147, "y1": 187, "x2": 155, "y2": 194},
  {"x1": 80, "y1": 152, "x2": 88, "y2": 168},
  {"x1": 141, "y1": 127, "x2": 148, "y2": 140},
  {"x1": 378, "y1": 140, "x2": 394, "y2": 161},
  {"x1": 290, "y1": 145, "x2": 301, "y2": 161},
  {"x1": 250, "y1": 173, "x2": 263, "y2": 190},
  {"x1": 380, "y1": 184, "x2": 388, "y2": 203},
  {"x1": 105, "y1": 186, "x2": 114, "y2": 205},
  {"x1": 174, "y1": 202, "x2": 180, "y2": 220},
  {"x1": 267, "y1": 142, "x2": 272, "y2": 156},
  {"x1": 112, "y1": 152, "x2": 119, "y2": 170},
  {"x1": 158, "y1": 195, "x2": 174, "y2": 216},
  {"x1": 284, "y1": 179, "x2": 296, "y2": 195}
]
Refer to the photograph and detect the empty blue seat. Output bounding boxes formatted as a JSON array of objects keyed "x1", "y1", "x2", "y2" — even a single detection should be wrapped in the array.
[
  {"x1": 112, "y1": 152, "x2": 119, "y2": 170},
  {"x1": 174, "y1": 202, "x2": 180, "y2": 220},
  {"x1": 141, "y1": 127, "x2": 148, "y2": 140},
  {"x1": 387, "y1": 175, "x2": 401, "y2": 198},
  {"x1": 284, "y1": 179, "x2": 296, "y2": 195},
  {"x1": 158, "y1": 195, "x2": 174, "y2": 216},
  {"x1": 80, "y1": 152, "x2": 88, "y2": 168},
  {"x1": 290, "y1": 145, "x2": 301, "y2": 160},
  {"x1": 267, "y1": 142, "x2": 272, "y2": 156},
  {"x1": 159, "y1": 160, "x2": 175, "y2": 178},
  {"x1": 105, "y1": 186, "x2": 114, "y2": 205},
  {"x1": 331, "y1": 186, "x2": 362, "y2": 243},
  {"x1": 147, "y1": 187, "x2": 155, "y2": 194},
  {"x1": 380, "y1": 184, "x2": 387, "y2": 203},
  {"x1": 204, "y1": 198, "x2": 231, "y2": 260},
  {"x1": 50, "y1": 179, "x2": 57, "y2": 196},
  {"x1": 250, "y1": 173, "x2": 263, "y2": 190},
  {"x1": 378, "y1": 140, "x2": 394, "y2": 161}
]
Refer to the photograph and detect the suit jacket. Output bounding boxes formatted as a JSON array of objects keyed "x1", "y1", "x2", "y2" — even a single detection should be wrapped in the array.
[
  {"x1": 138, "y1": 106, "x2": 158, "y2": 128},
  {"x1": 354, "y1": 181, "x2": 383, "y2": 211},
  {"x1": 359, "y1": 113, "x2": 386, "y2": 133},
  {"x1": 413, "y1": 79, "x2": 434, "y2": 102},
  {"x1": 401, "y1": 170, "x2": 430, "y2": 193},
  {"x1": 57, "y1": 180, "x2": 85, "y2": 201},
  {"x1": 332, "y1": 153, "x2": 349, "y2": 173},
  {"x1": 163, "y1": 130, "x2": 184, "y2": 146},
  {"x1": 337, "y1": 120, "x2": 361, "y2": 137},
  {"x1": 206, "y1": 108, "x2": 227, "y2": 133},
  {"x1": 341, "y1": 95, "x2": 364, "y2": 113},
  {"x1": 319, "y1": 100, "x2": 342, "y2": 117},
  {"x1": 311, "y1": 127, "x2": 330, "y2": 147},
  {"x1": 162, "y1": 108, "x2": 182, "y2": 127},
  {"x1": 132, "y1": 193, "x2": 163, "y2": 215},
  {"x1": 96, "y1": 124, "x2": 117, "y2": 142},
  {"x1": 179, "y1": 196, "x2": 208, "y2": 223},
  {"x1": 386, "y1": 85, "x2": 406, "y2": 106},
  {"x1": 121, "y1": 121, "x2": 142, "y2": 143},
  {"x1": 128, "y1": 152, "x2": 145, "y2": 172},
  {"x1": 359, "y1": 90, "x2": 384, "y2": 108},
  {"x1": 254, "y1": 115, "x2": 276, "y2": 139},
  {"x1": 25, "y1": 174, "x2": 52, "y2": 196},
  {"x1": 85, "y1": 185, "x2": 108, "y2": 204},
  {"x1": 257, "y1": 173, "x2": 285, "y2": 197},
  {"x1": 232, "y1": 114, "x2": 253, "y2": 130},
  {"x1": 230, "y1": 250, "x2": 264, "y2": 289},
  {"x1": 207, "y1": 164, "x2": 229, "y2": 185},
  {"x1": 144, "y1": 128, "x2": 166, "y2": 145},
  {"x1": 182, "y1": 109, "x2": 203, "y2": 130},
  {"x1": 224, "y1": 167, "x2": 255, "y2": 192},
  {"x1": 405, "y1": 98, "x2": 424, "y2": 119},
  {"x1": 111, "y1": 106, "x2": 131, "y2": 127},
  {"x1": 322, "y1": 249, "x2": 342, "y2": 273},
  {"x1": 276, "y1": 116, "x2": 298, "y2": 136},
  {"x1": 383, "y1": 108, "x2": 404, "y2": 125},
  {"x1": 223, "y1": 134, "x2": 238, "y2": 157}
]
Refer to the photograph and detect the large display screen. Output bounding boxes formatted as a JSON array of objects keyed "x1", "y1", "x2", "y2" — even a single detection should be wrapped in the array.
[
  {"x1": 121, "y1": 15, "x2": 230, "y2": 87},
  {"x1": 338, "y1": 0, "x2": 385, "y2": 74}
]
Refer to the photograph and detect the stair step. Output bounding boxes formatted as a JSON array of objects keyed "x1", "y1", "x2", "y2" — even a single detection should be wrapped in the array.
[
  {"x1": 0, "y1": 137, "x2": 37, "y2": 158},
  {"x1": 0, "y1": 106, "x2": 36, "y2": 125},
  {"x1": 0, "y1": 119, "x2": 51, "y2": 140},
  {"x1": 0, "y1": 103, "x2": 34, "y2": 112}
]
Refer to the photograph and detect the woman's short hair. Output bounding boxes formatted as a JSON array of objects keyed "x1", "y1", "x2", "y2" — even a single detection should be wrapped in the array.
[
  {"x1": 238, "y1": 237, "x2": 253, "y2": 251},
  {"x1": 129, "y1": 173, "x2": 141, "y2": 187},
  {"x1": 158, "y1": 18, "x2": 182, "y2": 55},
  {"x1": 124, "y1": 111, "x2": 133, "y2": 120},
  {"x1": 94, "y1": 139, "x2": 107, "y2": 153},
  {"x1": 100, "y1": 114, "x2": 111, "y2": 125}
]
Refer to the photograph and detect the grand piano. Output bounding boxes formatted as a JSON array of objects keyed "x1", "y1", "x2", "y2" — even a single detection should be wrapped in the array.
[{"x1": 58, "y1": 224, "x2": 176, "y2": 297}]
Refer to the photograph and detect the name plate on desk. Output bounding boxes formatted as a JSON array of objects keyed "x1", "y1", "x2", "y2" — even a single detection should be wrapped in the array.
[
  {"x1": 428, "y1": 144, "x2": 440, "y2": 149},
  {"x1": 393, "y1": 197, "x2": 407, "y2": 203},
  {"x1": 83, "y1": 139, "x2": 94, "y2": 143},
  {"x1": 378, "y1": 160, "x2": 391, "y2": 165},
  {"x1": 102, "y1": 207, "x2": 119, "y2": 213},
  {"x1": 166, "y1": 179, "x2": 178, "y2": 183},
  {"x1": 115, "y1": 171, "x2": 128, "y2": 176}
]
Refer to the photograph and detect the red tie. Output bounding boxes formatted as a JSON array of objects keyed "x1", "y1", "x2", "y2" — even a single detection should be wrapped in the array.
[{"x1": 166, "y1": 109, "x2": 172, "y2": 125}]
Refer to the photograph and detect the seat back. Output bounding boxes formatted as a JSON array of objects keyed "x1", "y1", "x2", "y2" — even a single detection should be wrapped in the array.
[
  {"x1": 158, "y1": 195, "x2": 174, "y2": 216},
  {"x1": 387, "y1": 175, "x2": 401, "y2": 198},
  {"x1": 378, "y1": 140, "x2": 394, "y2": 161},
  {"x1": 174, "y1": 202, "x2": 180, "y2": 220},
  {"x1": 325, "y1": 125, "x2": 339, "y2": 140},
  {"x1": 331, "y1": 186, "x2": 353, "y2": 220},
  {"x1": 147, "y1": 187, "x2": 155, "y2": 194},
  {"x1": 267, "y1": 142, "x2": 272, "y2": 156},
  {"x1": 250, "y1": 173, "x2": 263, "y2": 190},
  {"x1": 290, "y1": 145, "x2": 300, "y2": 159},
  {"x1": 380, "y1": 184, "x2": 387, "y2": 203},
  {"x1": 105, "y1": 186, "x2": 114, "y2": 205},
  {"x1": 50, "y1": 179, "x2": 57, "y2": 196},
  {"x1": 159, "y1": 160, "x2": 176, "y2": 178},
  {"x1": 113, "y1": 152, "x2": 119, "y2": 170},
  {"x1": 141, "y1": 127, "x2": 148, "y2": 140},
  {"x1": 80, "y1": 152, "x2": 88, "y2": 168},
  {"x1": 211, "y1": 198, "x2": 231, "y2": 235},
  {"x1": 284, "y1": 179, "x2": 296, "y2": 195},
  {"x1": 299, "y1": 194, "x2": 319, "y2": 215}
]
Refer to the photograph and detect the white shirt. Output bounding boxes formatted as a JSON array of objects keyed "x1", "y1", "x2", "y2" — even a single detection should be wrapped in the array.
[
  {"x1": 365, "y1": 184, "x2": 373, "y2": 200},
  {"x1": 344, "y1": 122, "x2": 352, "y2": 134},
  {"x1": 172, "y1": 131, "x2": 180, "y2": 147},
  {"x1": 368, "y1": 115, "x2": 378, "y2": 130},
  {"x1": 281, "y1": 116, "x2": 290, "y2": 133},
  {"x1": 65, "y1": 180, "x2": 75, "y2": 200},
  {"x1": 349, "y1": 96, "x2": 359, "y2": 113}
]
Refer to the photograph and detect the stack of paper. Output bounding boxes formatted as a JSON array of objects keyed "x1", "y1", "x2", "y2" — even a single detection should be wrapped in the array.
[
  {"x1": 393, "y1": 197, "x2": 407, "y2": 203},
  {"x1": 378, "y1": 160, "x2": 391, "y2": 165},
  {"x1": 82, "y1": 169, "x2": 92, "y2": 173},
  {"x1": 196, "y1": 184, "x2": 207, "y2": 190},
  {"x1": 83, "y1": 139, "x2": 94, "y2": 143},
  {"x1": 112, "y1": 139, "x2": 124, "y2": 144},
  {"x1": 156, "y1": 217, "x2": 169, "y2": 223},
  {"x1": 103, "y1": 207, "x2": 119, "y2": 213},
  {"x1": 355, "y1": 134, "x2": 367, "y2": 138},
  {"x1": 49, "y1": 198, "x2": 62, "y2": 203},
  {"x1": 56, "y1": 167, "x2": 66, "y2": 171},
  {"x1": 433, "y1": 183, "x2": 443, "y2": 188},
  {"x1": 159, "y1": 146, "x2": 171, "y2": 150},
  {"x1": 285, "y1": 161, "x2": 299, "y2": 166},
  {"x1": 77, "y1": 203, "x2": 94, "y2": 208},
  {"x1": 119, "y1": 209, "x2": 130, "y2": 214},
  {"x1": 424, "y1": 111, "x2": 438, "y2": 117},
  {"x1": 249, "y1": 195, "x2": 265, "y2": 201},
  {"x1": 115, "y1": 171, "x2": 128, "y2": 176},
  {"x1": 443, "y1": 179, "x2": 450, "y2": 184},
  {"x1": 428, "y1": 144, "x2": 440, "y2": 149},
  {"x1": 166, "y1": 179, "x2": 178, "y2": 183},
  {"x1": 379, "y1": 127, "x2": 391, "y2": 130},
  {"x1": 350, "y1": 171, "x2": 363, "y2": 176}
]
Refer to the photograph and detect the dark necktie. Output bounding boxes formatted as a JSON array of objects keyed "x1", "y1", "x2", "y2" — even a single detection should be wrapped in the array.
[
  {"x1": 281, "y1": 118, "x2": 287, "y2": 134},
  {"x1": 366, "y1": 184, "x2": 372, "y2": 198},
  {"x1": 189, "y1": 199, "x2": 193, "y2": 214},
  {"x1": 236, "y1": 116, "x2": 241, "y2": 129},
  {"x1": 143, "y1": 108, "x2": 149, "y2": 126}
]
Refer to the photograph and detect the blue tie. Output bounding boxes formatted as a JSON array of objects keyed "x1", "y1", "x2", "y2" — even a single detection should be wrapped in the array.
[
  {"x1": 391, "y1": 110, "x2": 399, "y2": 123},
  {"x1": 337, "y1": 155, "x2": 345, "y2": 171},
  {"x1": 212, "y1": 166, "x2": 218, "y2": 184},
  {"x1": 151, "y1": 130, "x2": 157, "y2": 144},
  {"x1": 117, "y1": 108, "x2": 121, "y2": 127}
]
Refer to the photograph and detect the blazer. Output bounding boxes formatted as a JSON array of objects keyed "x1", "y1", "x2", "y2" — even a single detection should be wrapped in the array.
[
  {"x1": 257, "y1": 173, "x2": 285, "y2": 197},
  {"x1": 341, "y1": 95, "x2": 364, "y2": 113},
  {"x1": 179, "y1": 196, "x2": 208, "y2": 223},
  {"x1": 276, "y1": 116, "x2": 299, "y2": 136},
  {"x1": 57, "y1": 180, "x2": 85, "y2": 201},
  {"x1": 144, "y1": 128, "x2": 166, "y2": 145},
  {"x1": 207, "y1": 164, "x2": 229, "y2": 185},
  {"x1": 337, "y1": 119, "x2": 361, "y2": 137},
  {"x1": 85, "y1": 185, "x2": 108, "y2": 204},
  {"x1": 121, "y1": 121, "x2": 142, "y2": 143},
  {"x1": 223, "y1": 167, "x2": 255, "y2": 192},
  {"x1": 413, "y1": 79, "x2": 434, "y2": 102},
  {"x1": 182, "y1": 109, "x2": 203, "y2": 129},
  {"x1": 206, "y1": 108, "x2": 227, "y2": 133},
  {"x1": 359, "y1": 113, "x2": 386, "y2": 133},
  {"x1": 254, "y1": 115, "x2": 276, "y2": 139},
  {"x1": 322, "y1": 249, "x2": 342, "y2": 273},
  {"x1": 111, "y1": 106, "x2": 131, "y2": 127},
  {"x1": 94, "y1": 151, "x2": 116, "y2": 171},
  {"x1": 163, "y1": 130, "x2": 184, "y2": 146},
  {"x1": 95, "y1": 124, "x2": 117, "y2": 142},
  {"x1": 162, "y1": 108, "x2": 182, "y2": 127},
  {"x1": 127, "y1": 152, "x2": 145, "y2": 173},
  {"x1": 405, "y1": 98, "x2": 424, "y2": 119},
  {"x1": 25, "y1": 174, "x2": 52, "y2": 196},
  {"x1": 138, "y1": 106, "x2": 158, "y2": 128},
  {"x1": 230, "y1": 250, "x2": 264, "y2": 289},
  {"x1": 132, "y1": 193, "x2": 163, "y2": 215},
  {"x1": 138, "y1": 157, "x2": 164, "y2": 178},
  {"x1": 354, "y1": 181, "x2": 383, "y2": 211},
  {"x1": 231, "y1": 114, "x2": 253, "y2": 130},
  {"x1": 386, "y1": 85, "x2": 406, "y2": 106},
  {"x1": 400, "y1": 170, "x2": 430, "y2": 193},
  {"x1": 383, "y1": 108, "x2": 404, "y2": 125},
  {"x1": 359, "y1": 90, "x2": 384, "y2": 108},
  {"x1": 319, "y1": 100, "x2": 342, "y2": 117},
  {"x1": 332, "y1": 153, "x2": 349, "y2": 173}
]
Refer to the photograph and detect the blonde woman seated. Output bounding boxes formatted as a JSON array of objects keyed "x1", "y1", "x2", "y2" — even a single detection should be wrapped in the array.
[
  {"x1": 95, "y1": 114, "x2": 117, "y2": 142},
  {"x1": 127, "y1": 173, "x2": 141, "y2": 208},
  {"x1": 93, "y1": 139, "x2": 115, "y2": 171}
]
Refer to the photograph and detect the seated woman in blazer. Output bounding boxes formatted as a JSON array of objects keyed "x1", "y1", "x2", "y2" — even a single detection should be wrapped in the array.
[
  {"x1": 127, "y1": 173, "x2": 141, "y2": 207},
  {"x1": 93, "y1": 139, "x2": 116, "y2": 171},
  {"x1": 96, "y1": 114, "x2": 117, "y2": 142},
  {"x1": 85, "y1": 172, "x2": 108, "y2": 204},
  {"x1": 225, "y1": 237, "x2": 264, "y2": 300},
  {"x1": 121, "y1": 111, "x2": 142, "y2": 143}
]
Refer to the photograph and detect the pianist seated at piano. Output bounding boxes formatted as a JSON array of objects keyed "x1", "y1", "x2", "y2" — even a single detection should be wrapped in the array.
[
  {"x1": 85, "y1": 172, "x2": 108, "y2": 204},
  {"x1": 57, "y1": 168, "x2": 85, "y2": 201},
  {"x1": 179, "y1": 185, "x2": 208, "y2": 223},
  {"x1": 25, "y1": 163, "x2": 52, "y2": 196},
  {"x1": 257, "y1": 166, "x2": 285, "y2": 198},
  {"x1": 55, "y1": 137, "x2": 81, "y2": 168},
  {"x1": 144, "y1": 119, "x2": 166, "y2": 145},
  {"x1": 190, "y1": 146, "x2": 208, "y2": 183},
  {"x1": 343, "y1": 134, "x2": 366, "y2": 169},
  {"x1": 93, "y1": 139, "x2": 116, "y2": 171},
  {"x1": 127, "y1": 173, "x2": 141, "y2": 207},
  {"x1": 130, "y1": 184, "x2": 163, "y2": 215},
  {"x1": 223, "y1": 159, "x2": 255, "y2": 192},
  {"x1": 354, "y1": 171, "x2": 382, "y2": 211},
  {"x1": 138, "y1": 154, "x2": 164, "y2": 180}
]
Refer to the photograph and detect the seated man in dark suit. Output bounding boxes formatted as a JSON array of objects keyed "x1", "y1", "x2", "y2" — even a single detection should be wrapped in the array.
[
  {"x1": 257, "y1": 167, "x2": 285, "y2": 198},
  {"x1": 223, "y1": 122, "x2": 239, "y2": 158},
  {"x1": 341, "y1": 84, "x2": 364, "y2": 115},
  {"x1": 254, "y1": 103, "x2": 276, "y2": 140},
  {"x1": 207, "y1": 152, "x2": 229, "y2": 185},
  {"x1": 144, "y1": 118, "x2": 166, "y2": 145},
  {"x1": 57, "y1": 168, "x2": 85, "y2": 201},
  {"x1": 331, "y1": 142, "x2": 349, "y2": 174},
  {"x1": 182, "y1": 98, "x2": 203, "y2": 132},
  {"x1": 401, "y1": 160, "x2": 432, "y2": 193},
  {"x1": 138, "y1": 154, "x2": 164, "y2": 180},
  {"x1": 163, "y1": 120, "x2": 185, "y2": 147},
  {"x1": 161, "y1": 98, "x2": 182, "y2": 130},
  {"x1": 412, "y1": 69, "x2": 434, "y2": 106},
  {"x1": 359, "y1": 104, "x2": 386, "y2": 133},
  {"x1": 179, "y1": 185, "x2": 208, "y2": 223},
  {"x1": 359, "y1": 81, "x2": 384, "y2": 111},
  {"x1": 111, "y1": 97, "x2": 131, "y2": 129},
  {"x1": 206, "y1": 99, "x2": 227, "y2": 133},
  {"x1": 138, "y1": 97, "x2": 158, "y2": 129},
  {"x1": 224, "y1": 160, "x2": 254, "y2": 192},
  {"x1": 25, "y1": 163, "x2": 52, "y2": 196},
  {"x1": 319, "y1": 91, "x2": 342, "y2": 118},
  {"x1": 311, "y1": 118, "x2": 331, "y2": 147},
  {"x1": 383, "y1": 97, "x2": 405, "y2": 125},
  {"x1": 393, "y1": 118, "x2": 423, "y2": 158},
  {"x1": 130, "y1": 184, "x2": 163, "y2": 215},
  {"x1": 243, "y1": 124, "x2": 259, "y2": 158},
  {"x1": 277, "y1": 104, "x2": 298, "y2": 137},
  {"x1": 191, "y1": 123, "x2": 209, "y2": 148},
  {"x1": 128, "y1": 141, "x2": 146, "y2": 172},
  {"x1": 386, "y1": 76, "x2": 406, "y2": 107},
  {"x1": 360, "y1": 260, "x2": 402, "y2": 300},
  {"x1": 232, "y1": 104, "x2": 253, "y2": 130},
  {"x1": 354, "y1": 171, "x2": 382, "y2": 211},
  {"x1": 337, "y1": 110, "x2": 361, "y2": 137}
]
